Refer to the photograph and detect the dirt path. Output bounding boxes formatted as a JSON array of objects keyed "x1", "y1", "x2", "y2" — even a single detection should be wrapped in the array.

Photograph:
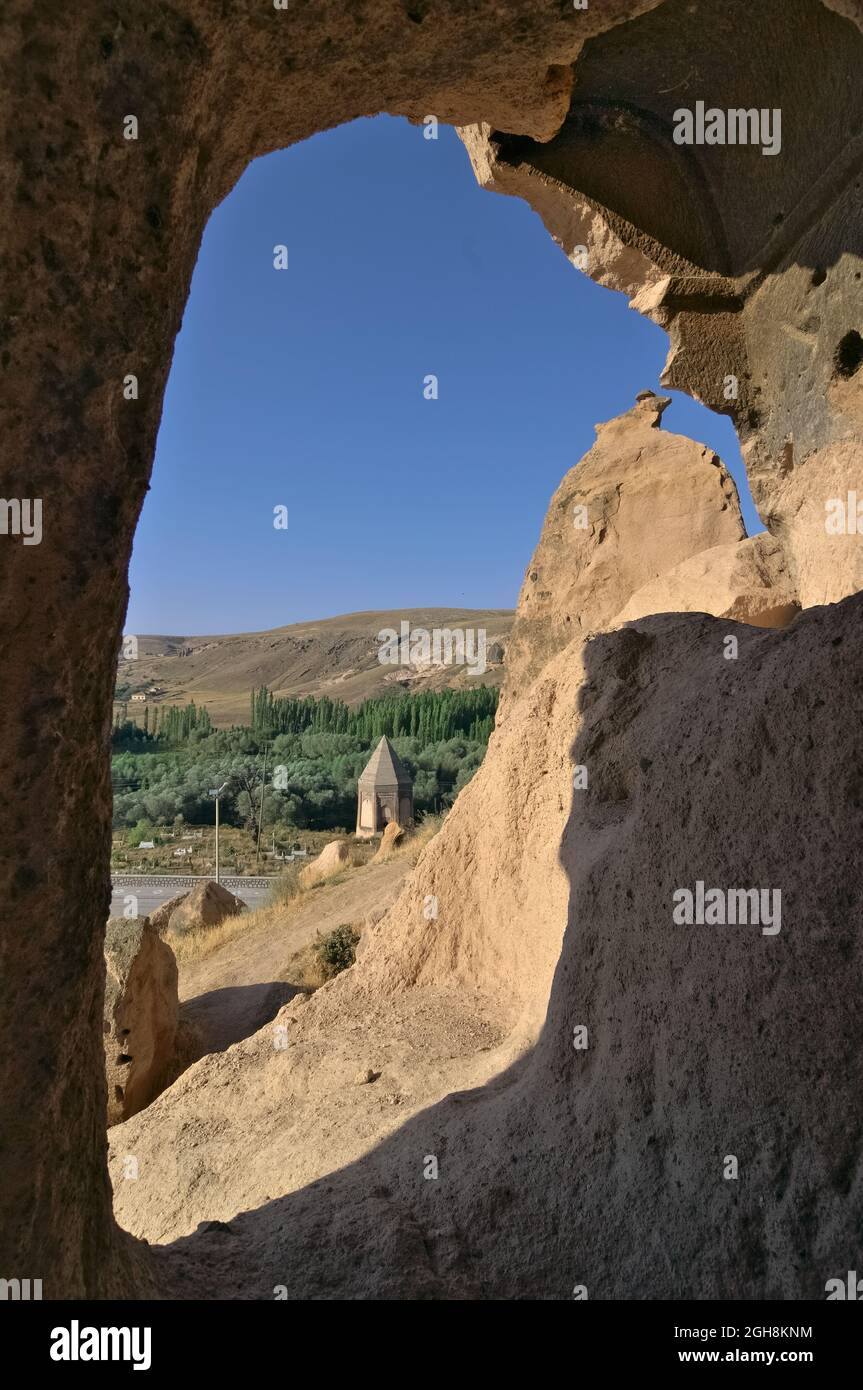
[{"x1": 179, "y1": 857, "x2": 411, "y2": 1054}]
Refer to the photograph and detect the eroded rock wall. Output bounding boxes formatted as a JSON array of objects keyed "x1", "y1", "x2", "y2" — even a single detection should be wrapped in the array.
[
  {"x1": 462, "y1": 0, "x2": 863, "y2": 607},
  {"x1": 612, "y1": 532, "x2": 799, "y2": 629}
]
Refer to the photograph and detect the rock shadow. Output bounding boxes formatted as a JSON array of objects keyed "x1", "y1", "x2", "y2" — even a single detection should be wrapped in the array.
[
  {"x1": 181, "y1": 981, "x2": 300, "y2": 1056},
  {"x1": 154, "y1": 597, "x2": 863, "y2": 1300}
]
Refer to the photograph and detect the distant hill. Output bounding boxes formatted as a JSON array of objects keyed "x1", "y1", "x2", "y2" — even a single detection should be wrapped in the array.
[{"x1": 116, "y1": 608, "x2": 514, "y2": 728}]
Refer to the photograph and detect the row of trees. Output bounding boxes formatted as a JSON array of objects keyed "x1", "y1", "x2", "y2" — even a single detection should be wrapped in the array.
[
  {"x1": 249, "y1": 684, "x2": 497, "y2": 744},
  {"x1": 111, "y1": 688, "x2": 498, "y2": 834},
  {"x1": 112, "y1": 700, "x2": 213, "y2": 746},
  {"x1": 112, "y1": 734, "x2": 487, "y2": 833}
]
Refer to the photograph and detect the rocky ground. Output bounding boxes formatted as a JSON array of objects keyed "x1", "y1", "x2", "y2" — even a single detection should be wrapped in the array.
[{"x1": 177, "y1": 857, "x2": 411, "y2": 1055}]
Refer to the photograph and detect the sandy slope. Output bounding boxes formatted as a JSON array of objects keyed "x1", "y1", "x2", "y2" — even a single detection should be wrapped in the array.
[{"x1": 179, "y1": 858, "x2": 411, "y2": 1054}]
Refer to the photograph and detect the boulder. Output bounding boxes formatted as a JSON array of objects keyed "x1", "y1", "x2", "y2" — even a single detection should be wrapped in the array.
[
  {"x1": 372, "y1": 821, "x2": 404, "y2": 862},
  {"x1": 148, "y1": 891, "x2": 188, "y2": 935},
  {"x1": 299, "y1": 839, "x2": 351, "y2": 889},
  {"x1": 611, "y1": 532, "x2": 799, "y2": 630},
  {"x1": 163, "y1": 881, "x2": 246, "y2": 938},
  {"x1": 103, "y1": 917, "x2": 179, "y2": 1127}
]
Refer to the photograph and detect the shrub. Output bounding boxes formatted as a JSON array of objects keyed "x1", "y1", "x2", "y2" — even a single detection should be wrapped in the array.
[
  {"x1": 315, "y1": 924, "x2": 359, "y2": 979},
  {"x1": 266, "y1": 863, "x2": 303, "y2": 908},
  {"x1": 127, "y1": 818, "x2": 157, "y2": 847}
]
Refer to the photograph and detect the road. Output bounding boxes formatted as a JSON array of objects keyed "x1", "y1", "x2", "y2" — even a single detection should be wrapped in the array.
[{"x1": 110, "y1": 876, "x2": 273, "y2": 918}]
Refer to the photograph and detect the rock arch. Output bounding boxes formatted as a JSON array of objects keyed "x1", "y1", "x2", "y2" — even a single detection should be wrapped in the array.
[{"x1": 1, "y1": 0, "x2": 861, "y2": 1296}]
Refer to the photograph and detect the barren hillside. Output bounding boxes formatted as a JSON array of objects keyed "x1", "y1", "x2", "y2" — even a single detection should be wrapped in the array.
[{"x1": 117, "y1": 608, "x2": 514, "y2": 726}]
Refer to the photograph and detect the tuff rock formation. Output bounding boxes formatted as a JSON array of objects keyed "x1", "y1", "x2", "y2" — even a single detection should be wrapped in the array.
[
  {"x1": 103, "y1": 917, "x2": 179, "y2": 1127},
  {"x1": 2, "y1": 0, "x2": 863, "y2": 1298},
  {"x1": 299, "y1": 839, "x2": 352, "y2": 889},
  {"x1": 612, "y1": 533, "x2": 799, "y2": 630},
  {"x1": 461, "y1": 0, "x2": 863, "y2": 599},
  {"x1": 502, "y1": 392, "x2": 745, "y2": 704},
  {"x1": 372, "y1": 822, "x2": 405, "y2": 862},
  {"x1": 155, "y1": 881, "x2": 246, "y2": 938}
]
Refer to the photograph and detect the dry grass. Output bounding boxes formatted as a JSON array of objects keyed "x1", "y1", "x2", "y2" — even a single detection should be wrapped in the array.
[
  {"x1": 166, "y1": 907, "x2": 269, "y2": 965},
  {"x1": 265, "y1": 861, "x2": 305, "y2": 908},
  {"x1": 162, "y1": 818, "x2": 445, "y2": 967},
  {"x1": 345, "y1": 840, "x2": 376, "y2": 869},
  {"x1": 164, "y1": 849, "x2": 355, "y2": 965},
  {"x1": 393, "y1": 812, "x2": 445, "y2": 863},
  {"x1": 166, "y1": 861, "x2": 304, "y2": 963},
  {"x1": 281, "y1": 939, "x2": 329, "y2": 991}
]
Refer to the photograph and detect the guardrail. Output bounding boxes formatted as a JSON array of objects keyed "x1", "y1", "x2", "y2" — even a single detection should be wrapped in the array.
[{"x1": 111, "y1": 874, "x2": 275, "y2": 891}]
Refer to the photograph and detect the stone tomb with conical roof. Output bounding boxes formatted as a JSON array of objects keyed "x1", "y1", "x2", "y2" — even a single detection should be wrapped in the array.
[{"x1": 355, "y1": 736, "x2": 414, "y2": 839}]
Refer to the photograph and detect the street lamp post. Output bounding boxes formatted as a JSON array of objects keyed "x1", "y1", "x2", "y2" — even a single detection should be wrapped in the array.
[{"x1": 209, "y1": 782, "x2": 229, "y2": 885}]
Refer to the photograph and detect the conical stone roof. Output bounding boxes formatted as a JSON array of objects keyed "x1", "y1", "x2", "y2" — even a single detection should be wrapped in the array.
[{"x1": 358, "y1": 735, "x2": 412, "y2": 788}]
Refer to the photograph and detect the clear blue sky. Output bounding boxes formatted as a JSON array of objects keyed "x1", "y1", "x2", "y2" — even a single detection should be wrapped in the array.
[{"x1": 127, "y1": 115, "x2": 762, "y2": 635}]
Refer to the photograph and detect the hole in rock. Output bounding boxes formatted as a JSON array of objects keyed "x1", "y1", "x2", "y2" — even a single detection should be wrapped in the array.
[{"x1": 834, "y1": 329, "x2": 863, "y2": 379}]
